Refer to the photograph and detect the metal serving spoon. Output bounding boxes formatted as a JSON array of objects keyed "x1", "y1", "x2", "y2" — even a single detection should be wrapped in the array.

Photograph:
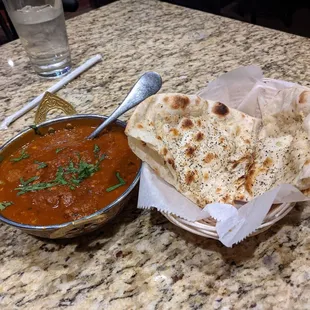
[{"x1": 88, "y1": 71, "x2": 162, "y2": 139}]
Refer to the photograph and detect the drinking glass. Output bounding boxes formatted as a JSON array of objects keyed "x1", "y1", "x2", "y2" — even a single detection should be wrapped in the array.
[{"x1": 3, "y1": 0, "x2": 72, "y2": 78}]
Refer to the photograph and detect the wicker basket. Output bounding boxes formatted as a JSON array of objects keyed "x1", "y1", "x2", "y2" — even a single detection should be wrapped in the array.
[{"x1": 161, "y1": 202, "x2": 295, "y2": 240}]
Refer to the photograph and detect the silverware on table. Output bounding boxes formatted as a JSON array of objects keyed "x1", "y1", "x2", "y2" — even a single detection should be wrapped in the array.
[{"x1": 88, "y1": 71, "x2": 162, "y2": 140}]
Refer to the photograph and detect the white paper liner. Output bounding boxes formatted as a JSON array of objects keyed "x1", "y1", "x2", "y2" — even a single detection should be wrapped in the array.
[{"x1": 137, "y1": 65, "x2": 310, "y2": 247}]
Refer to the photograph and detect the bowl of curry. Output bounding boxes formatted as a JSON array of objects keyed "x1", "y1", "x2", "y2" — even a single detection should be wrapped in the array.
[{"x1": 0, "y1": 115, "x2": 141, "y2": 238}]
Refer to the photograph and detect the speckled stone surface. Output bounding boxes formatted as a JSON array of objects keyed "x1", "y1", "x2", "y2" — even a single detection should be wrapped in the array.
[{"x1": 1, "y1": 0, "x2": 310, "y2": 309}]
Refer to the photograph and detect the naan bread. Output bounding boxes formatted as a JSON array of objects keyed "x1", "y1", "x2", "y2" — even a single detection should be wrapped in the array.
[
  {"x1": 251, "y1": 87, "x2": 310, "y2": 195},
  {"x1": 126, "y1": 91, "x2": 310, "y2": 206},
  {"x1": 125, "y1": 94, "x2": 261, "y2": 206}
]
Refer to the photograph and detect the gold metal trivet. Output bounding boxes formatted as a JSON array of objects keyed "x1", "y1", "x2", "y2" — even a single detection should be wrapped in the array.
[{"x1": 35, "y1": 92, "x2": 77, "y2": 124}]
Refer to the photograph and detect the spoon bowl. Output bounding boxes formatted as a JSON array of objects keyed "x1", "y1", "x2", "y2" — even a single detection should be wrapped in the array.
[{"x1": 88, "y1": 71, "x2": 162, "y2": 140}]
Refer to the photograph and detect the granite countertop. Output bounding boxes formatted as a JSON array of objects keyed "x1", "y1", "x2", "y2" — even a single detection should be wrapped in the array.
[{"x1": 1, "y1": 0, "x2": 310, "y2": 309}]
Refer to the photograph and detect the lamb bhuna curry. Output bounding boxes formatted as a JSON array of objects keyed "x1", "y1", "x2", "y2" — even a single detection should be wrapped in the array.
[{"x1": 0, "y1": 123, "x2": 140, "y2": 225}]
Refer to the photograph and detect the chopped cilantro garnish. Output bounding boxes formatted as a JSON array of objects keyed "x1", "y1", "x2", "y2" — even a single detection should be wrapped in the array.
[
  {"x1": 0, "y1": 201, "x2": 13, "y2": 211},
  {"x1": 56, "y1": 148, "x2": 65, "y2": 154},
  {"x1": 106, "y1": 172, "x2": 126, "y2": 192},
  {"x1": 20, "y1": 176, "x2": 39, "y2": 186},
  {"x1": 94, "y1": 144, "x2": 100, "y2": 154},
  {"x1": 99, "y1": 154, "x2": 106, "y2": 161},
  {"x1": 34, "y1": 161, "x2": 48, "y2": 169},
  {"x1": 16, "y1": 176, "x2": 55, "y2": 196},
  {"x1": 55, "y1": 167, "x2": 68, "y2": 185},
  {"x1": 29, "y1": 125, "x2": 43, "y2": 136},
  {"x1": 10, "y1": 149, "x2": 29, "y2": 162},
  {"x1": 15, "y1": 153, "x2": 106, "y2": 196}
]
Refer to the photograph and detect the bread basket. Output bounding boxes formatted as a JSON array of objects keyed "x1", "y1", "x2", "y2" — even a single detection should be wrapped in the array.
[
  {"x1": 133, "y1": 77, "x2": 300, "y2": 241},
  {"x1": 161, "y1": 202, "x2": 295, "y2": 240},
  {"x1": 146, "y1": 78, "x2": 296, "y2": 240}
]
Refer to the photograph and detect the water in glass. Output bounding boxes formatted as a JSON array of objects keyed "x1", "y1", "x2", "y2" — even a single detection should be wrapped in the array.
[{"x1": 6, "y1": 0, "x2": 71, "y2": 78}]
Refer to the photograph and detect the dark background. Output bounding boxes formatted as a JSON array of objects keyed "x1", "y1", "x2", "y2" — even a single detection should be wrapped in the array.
[
  {"x1": 1, "y1": 0, "x2": 310, "y2": 45},
  {"x1": 162, "y1": 0, "x2": 310, "y2": 37}
]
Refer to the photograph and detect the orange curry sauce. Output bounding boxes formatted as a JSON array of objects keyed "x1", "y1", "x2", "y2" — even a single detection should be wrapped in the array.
[{"x1": 0, "y1": 124, "x2": 140, "y2": 225}]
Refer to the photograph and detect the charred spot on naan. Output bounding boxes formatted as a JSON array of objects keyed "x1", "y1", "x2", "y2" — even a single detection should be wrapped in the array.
[
  {"x1": 185, "y1": 145, "x2": 196, "y2": 157},
  {"x1": 245, "y1": 163, "x2": 257, "y2": 196},
  {"x1": 161, "y1": 147, "x2": 168, "y2": 156},
  {"x1": 204, "y1": 153, "x2": 217, "y2": 163},
  {"x1": 299, "y1": 91, "x2": 310, "y2": 104},
  {"x1": 181, "y1": 118, "x2": 194, "y2": 129},
  {"x1": 302, "y1": 188, "x2": 310, "y2": 196},
  {"x1": 212, "y1": 102, "x2": 229, "y2": 117},
  {"x1": 137, "y1": 123, "x2": 144, "y2": 129},
  {"x1": 222, "y1": 194, "x2": 232, "y2": 204},
  {"x1": 156, "y1": 135, "x2": 162, "y2": 140},
  {"x1": 245, "y1": 157, "x2": 273, "y2": 195},
  {"x1": 141, "y1": 141, "x2": 147, "y2": 147},
  {"x1": 169, "y1": 128, "x2": 179, "y2": 136},
  {"x1": 203, "y1": 172, "x2": 209, "y2": 180},
  {"x1": 195, "y1": 132, "x2": 204, "y2": 142},
  {"x1": 216, "y1": 188, "x2": 221, "y2": 194},
  {"x1": 235, "y1": 194, "x2": 245, "y2": 201},
  {"x1": 262, "y1": 157, "x2": 273, "y2": 168},
  {"x1": 163, "y1": 94, "x2": 190, "y2": 110},
  {"x1": 197, "y1": 120, "x2": 202, "y2": 127},
  {"x1": 231, "y1": 154, "x2": 252, "y2": 169},
  {"x1": 204, "y1": 199, "x2": 211, "y2": 205},
  {"x1": 219, "y1": 137, "x2": 225, "y2": 144},
  {"x1": 234, "y1": 176, "x2": 245, "y2": 189},
  {"x1": 185, "y1": 170, "x2": 196, "y2": 185},
  {"x1": 167, "y1": 158, "x2": 176, "y2": 169}
]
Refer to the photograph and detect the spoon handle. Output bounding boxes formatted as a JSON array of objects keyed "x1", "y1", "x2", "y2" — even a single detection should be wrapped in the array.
[{"x1": 88, "y1": 71, "x2": 162, "y2": 139}]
